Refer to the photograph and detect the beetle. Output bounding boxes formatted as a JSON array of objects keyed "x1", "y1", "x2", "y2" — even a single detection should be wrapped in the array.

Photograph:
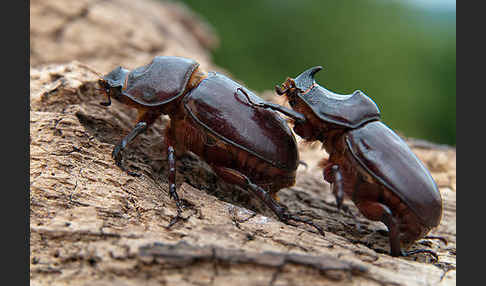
[
  {"x1": 245, "y1": 66, "x2": 443, "y2": 259},
  {"x1": 97, "y1": 56, "x2": 323, "y2": 234}
]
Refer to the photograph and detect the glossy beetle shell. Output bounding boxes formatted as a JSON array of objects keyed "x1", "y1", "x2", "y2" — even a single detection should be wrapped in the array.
[
  {"x1": 345, "y1": 121, "x2": 442, "y2": 227},
  {"x1": 122, "y1": 56, "x2": 199, "y2": 106},
  {"x1": 184, "y1": 72, "x2": 299, "y2": 171}
]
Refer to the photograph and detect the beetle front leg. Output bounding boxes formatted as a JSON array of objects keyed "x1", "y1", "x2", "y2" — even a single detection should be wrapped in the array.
[
  {"x1": 112, "y1": 121, "x2": 147, "y2": 176},
  {"x1": 322, "y1": 162, "x2": 367, "y2": 232},
  {"x1": 323, "y1": 164, "x2": 345, "y2": 210},
  {"x1": 235, "y1": 88, "x2": 307, "y2": 123},
  {"x1": 113, "y1": 109, "x2": 161, "y2": 176}
]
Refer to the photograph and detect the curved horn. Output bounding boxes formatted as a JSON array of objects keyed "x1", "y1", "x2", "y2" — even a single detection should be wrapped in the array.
[
  {"x1": 294, "y1": 66, "x2": 323, "y2": 91},
  {"x1": 103, "y1": 66, "x2": 130, "y2": 88}
]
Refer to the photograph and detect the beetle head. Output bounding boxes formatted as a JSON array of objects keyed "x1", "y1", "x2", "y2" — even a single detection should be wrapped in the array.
[
  {"x1": 278, "y1": 66, "x2": 381, "y2": 130},
  {"x1": 275, "y1": 66, "x2": 323, "y2": 110},
  {"x1": 98, "y1": 66, "x2": 130, "y2": 106}
]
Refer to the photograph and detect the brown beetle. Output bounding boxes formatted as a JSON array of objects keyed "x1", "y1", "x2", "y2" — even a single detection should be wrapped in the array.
[
  {"x1": 248, "y1": 66, "x2": 443, "y2": 259},
  {"x1": 97, "y1": 56, "x2": 323, "y2": 234}
]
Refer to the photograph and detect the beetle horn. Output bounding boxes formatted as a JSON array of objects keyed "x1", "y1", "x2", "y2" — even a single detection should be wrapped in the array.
[
  {"x1": 102, "y1": 66, "x2": 129, "y2": 87},
  {"x1": 294, "y1": 66, "x2": 323, "y2": 92}
]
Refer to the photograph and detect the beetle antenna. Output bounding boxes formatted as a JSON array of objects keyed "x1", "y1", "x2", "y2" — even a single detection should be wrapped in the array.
[{"x1": 78, "y1": 62, "x2": 105, "y2": 79}]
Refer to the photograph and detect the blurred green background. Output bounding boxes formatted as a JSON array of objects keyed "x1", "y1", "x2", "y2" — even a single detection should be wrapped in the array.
[{"x1": 178, "y1": 0, "x2": 456, "y2": 145}]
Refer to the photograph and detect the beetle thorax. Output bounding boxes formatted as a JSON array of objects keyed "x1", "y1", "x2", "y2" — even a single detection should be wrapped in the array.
[
  {"x1": 109, "y1": 84, "x2": 142, "y2": 108},
  {"x1": 288, "y1": 94, "x2": 344, "y2": 143}
]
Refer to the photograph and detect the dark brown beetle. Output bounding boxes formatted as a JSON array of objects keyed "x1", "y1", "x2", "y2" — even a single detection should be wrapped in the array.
[
  {"x1": 97, "y1": 56, "x2": 323, "y2": 234},
  {"x1": 247, "y1": 66, "x2": 443, "y2": 259}
]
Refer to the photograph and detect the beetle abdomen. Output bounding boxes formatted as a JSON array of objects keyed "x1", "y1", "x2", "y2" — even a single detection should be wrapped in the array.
[
  {"x1": 168, "y1": 113, "x2": 297, "y2": 192},
  {"x1": 123, "y1": 56, "x2": 200, "y2": 106},
  {"x1": 345, "y1": 121, "x2": 442, "y2": 228},
  {"x1": 183, "y1": 72, "x2": 299, "y2": 171}
]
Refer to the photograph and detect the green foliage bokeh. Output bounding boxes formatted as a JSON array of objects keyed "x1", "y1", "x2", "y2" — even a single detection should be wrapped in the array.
[{"x1": 179, "y1": 0, "x2": 455, "y2": 145}]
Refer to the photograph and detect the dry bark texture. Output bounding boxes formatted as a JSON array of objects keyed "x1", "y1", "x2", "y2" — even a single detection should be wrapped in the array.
[{"x1": 30, "y1": 1, "x2": 456, "y2": 285}]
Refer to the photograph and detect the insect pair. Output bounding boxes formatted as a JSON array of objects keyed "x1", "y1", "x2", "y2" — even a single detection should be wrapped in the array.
[{"x1": 97, "y1": 56, "x2": 443, "y2": 260}]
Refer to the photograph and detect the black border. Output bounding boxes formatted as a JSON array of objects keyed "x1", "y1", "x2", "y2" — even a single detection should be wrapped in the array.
[{"x1": 7, "y1": 0, "x2": 29, "y2": 284}]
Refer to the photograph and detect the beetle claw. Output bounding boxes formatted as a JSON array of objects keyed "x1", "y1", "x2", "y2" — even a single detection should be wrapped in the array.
[
  {"x1": 112, "y1": 146, "x2": 125, "y2": 170},
  {"x1": 400, "y1": 249, "x2": 439, "y2": 263},
  {"x1": 126, "y1": 170, "x2": 141, "y2": 177},
  {"x1": 166, "y1": 210, "x2": 186, "y2": 229},
  {"x1": 112, "y1": 145, "x2": 141, "y2": 177},
  {"x1": 424, "y1": 235, "x2": 448, "y2": 246},
  {"x1": 112, "y1": 144, "x2": 122, "y2": 161},
  {"x1": 169, "y1": 186, "x2": 184, "y2": 212}
]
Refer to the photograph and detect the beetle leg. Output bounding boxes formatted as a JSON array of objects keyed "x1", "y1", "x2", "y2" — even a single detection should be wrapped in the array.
[
  {"x1": 246, "y1": 179, "x2": 325, "y2": 236},
  {"x1": 356, "y1": 201, "x2": 439, "y2": 261},
  {"x1": 211, "y1": 166, "x2": 325, "y2": 236},
  {"x1": 383, "y1": 212, "x2": 439, "y2": 261},
  {"x1": 112, "y1": 121, "x2": 147, "y2": 176},
  {"x1": 167, "y1": 145, "x2": 183, "y2": 213},
  {"x1": 298, "y1": 160, "x2": 308, "y2": 170},
  {"x1": 400, "y1": 249, "x2": 439, "y2": 262},
  {"x1": 320, "y1": 161, "x2": 364, "y2": 230},
  {"x1": 112, "y1": 109, "x2": 162, "y2": 176},
  {"x1": 424, "y1": 235, "x2": 448, "y2": 245},
  {"x1": 258, "y1": 102, "x2": 307, "y2": 124},
  {"x1": 379, "y1": 204, "x2": 408, "y2": 257},
  {"x1": 235, "y1": 88, "x2": 307, "y2": 123},
  {"x1": 323, "y1": 165, "x2": 345, "y2": 210}
]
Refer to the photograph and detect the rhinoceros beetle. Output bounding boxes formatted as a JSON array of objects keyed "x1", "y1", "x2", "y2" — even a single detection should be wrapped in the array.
[
  {"x1": 247, "y1": 66, "x2": 444, "y2": 259},
  {"x1": 97, "y1": 56, "x2": 323, "y2": 234}
]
